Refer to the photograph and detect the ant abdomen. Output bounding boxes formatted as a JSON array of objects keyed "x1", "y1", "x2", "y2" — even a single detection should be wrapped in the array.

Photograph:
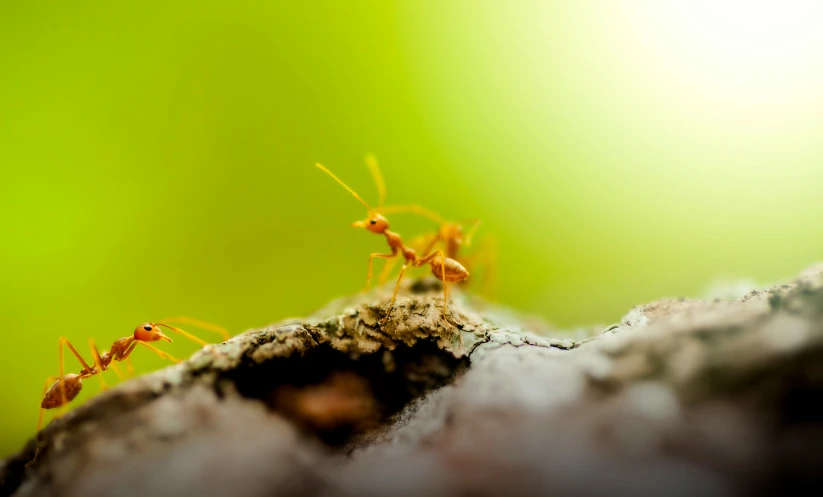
[
  {"x1": 430, "y1": 255, "x2": 469, "y2": 283},
  {"x1": 41, "y1": 374, "x2": 83, "y2": 409}
]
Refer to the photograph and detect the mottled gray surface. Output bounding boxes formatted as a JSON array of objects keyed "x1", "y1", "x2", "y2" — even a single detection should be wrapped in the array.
[{"x1": 3, "y1": 266, "x2": 823, "y2": 497}]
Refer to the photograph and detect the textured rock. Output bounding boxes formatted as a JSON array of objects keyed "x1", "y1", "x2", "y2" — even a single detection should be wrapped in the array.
[{"x1": 3, "y1": 266, "x2": 823, "y2": 497}]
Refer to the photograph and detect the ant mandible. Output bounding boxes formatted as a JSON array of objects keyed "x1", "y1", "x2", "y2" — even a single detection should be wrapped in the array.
[
  {"x1": 315, "y1": 155, "x2": 469, "y2": 326},
  {"x1": 37, "y1": 319, "x2": 229, "y2": 432}
]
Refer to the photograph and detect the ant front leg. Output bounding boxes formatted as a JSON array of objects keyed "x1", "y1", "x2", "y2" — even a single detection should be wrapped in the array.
[
  {"x1": 377, "y1": 254, "x2": 401, "y2": 287},
  {"x1": 377, "y1": 233, "x2": 431, "y2": 288},
  {"x1": 134, "y1": 341, "x2": 182, "y2": 363},
  {"x1": 366, "y1": 251, "x2": 396, "y2": 292}
]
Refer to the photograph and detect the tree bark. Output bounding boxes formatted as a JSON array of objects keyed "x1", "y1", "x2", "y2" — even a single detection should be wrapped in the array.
[{"x1": 3, "y1": 268, "x2": 823, "y2": 497}]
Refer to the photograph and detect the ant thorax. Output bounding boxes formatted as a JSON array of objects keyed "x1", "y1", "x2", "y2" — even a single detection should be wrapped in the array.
[
  {"x1": 403, "y1": 246, "x2": 417, "y2": 263},
  {"x1": 99, "y1": 351, "x2": 113, "y2": 368}
]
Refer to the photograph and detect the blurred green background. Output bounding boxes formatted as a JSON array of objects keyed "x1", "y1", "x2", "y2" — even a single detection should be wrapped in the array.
[{"x1": 2, "y1": 1, "x2": 822, "y2": 455}]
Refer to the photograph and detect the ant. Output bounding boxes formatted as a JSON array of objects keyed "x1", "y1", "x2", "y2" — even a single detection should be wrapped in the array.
[
  {"x1": 376, "y1": 204, "x2": 498, "y2": 298},
  {"x1": 315, "y1": 155, "x2": 469, "y2": 326},
  {"x1": 37, "y1": 318, "x2": 229, "y2": 432}
]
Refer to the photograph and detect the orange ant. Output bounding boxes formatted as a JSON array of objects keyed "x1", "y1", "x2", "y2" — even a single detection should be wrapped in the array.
[
  {"x1": 376, "y1": 205, "x2": 498, "y2": 298},
  {"x1": 37, "y1": 318, "x2": 229, "y2": 432},
  {"x1": 315, "y1": 156, "x2": 469, "y2": 326}
]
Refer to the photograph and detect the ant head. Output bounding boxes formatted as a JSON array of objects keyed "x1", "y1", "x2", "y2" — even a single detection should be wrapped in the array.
[
  {"x1": 441, "y1": 223, "x2": 462, "y2": 240},
  {"x1": 133, "y1": 322, "x2": 172, "y2": 343},
  {"x1": 353, "y1": 213, "x2": 389, "y2": 234},
  {"x1": 316, "y1": 160, "x2": 391, "y2": 234}
]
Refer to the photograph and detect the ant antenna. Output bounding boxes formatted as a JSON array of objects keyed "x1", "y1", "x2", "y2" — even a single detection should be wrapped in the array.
[
  {"x1": 380, "y1": 204, "x2": 447, "y2": 225},
  {"x1": 316, "y1": 163, "x2": 375, "y2": 213},
  {"x1": 364, "y1": 154, "x2": 386, "y2": 209},
  {"x1": 155, "y1": 323, "x2": 207, "y2": 346}
]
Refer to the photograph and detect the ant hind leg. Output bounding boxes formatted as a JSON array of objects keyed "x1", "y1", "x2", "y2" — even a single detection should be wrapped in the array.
[
  {"x1": 57, "y1": 337, "x2": 94, "y2": 406},
  {"x1": 442, "y1": 260, "x2": 448, "y2": 317},
  {"x1": 443, "y1": 283, "x2": 463, "y2": 346},
  {"x1": 413, "y1": 250, "x2": 454, "y2": 328},
  {"x1": 440, "y1": 262, "x2": 457, "y2": 331}
]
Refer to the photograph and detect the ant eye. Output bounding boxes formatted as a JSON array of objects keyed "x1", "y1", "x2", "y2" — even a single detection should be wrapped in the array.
[
  {"x1": 143, "y1": 325, "x2": 152, "y2": 331},
  {"x1": 370, "y1": 219, "x2": 377, "y2": 225}
]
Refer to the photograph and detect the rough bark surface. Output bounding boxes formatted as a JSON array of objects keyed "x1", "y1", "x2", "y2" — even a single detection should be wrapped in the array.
[{"x1": 3, "y1": 267, "x2": 823, "y2": 497}]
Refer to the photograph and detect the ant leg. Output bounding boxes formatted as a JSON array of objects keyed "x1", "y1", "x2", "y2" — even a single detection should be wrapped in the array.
[
  {"x1": 366, "y1": 252, "x2": 396, "y2": 291},
  {"x1": 444, "y1": 283, "x2": 462, "y2": 345},
  {"x1": 135, "y1": 341, "x2": 182, "y2": 363},
  {"x1": 59, "y1": 337, "x2": 94, "y2": 371},
  {"x1": 441, "y1": 258, "x2": 448, "y2": 317},
  {"x1": 109, "y1": 361, "x2": 126, "y2": 381},
  {"x1": 119, "y1": 342, "x2": 139, "y2": 362},
  {"x1": 376, "y1": 233, "x2": 433, "y2": 287},
  {"x1": 57, "y1": 336, "x2": 97, "y2": 400},
  {"x1": 60, "y1": 337, "x2": 91, "y2": 371},
  {"x1": 414, "y1": 250, "x2": 445, "y2": 267},
  {"x1": 158, "y1": 316, "x2": 230, "y2": 341},
  {"x1": 414, "y1": 250, "x2": 454, "y2": 326},
  {"x1": 54, "y1": 337, "x2": 96, "y2": 409},
  {"x1": 419, "y1": 233, "x2": 442, "y2": 261},
  {"x1": 58, "y1": 338, "x2": 86, "y2": 411},
  {"x1": 380, "y1": 263, "x2": 409, "y2": 325},
  {"x1": 125, "y1": 356, "x2": 135, "y2": 376},
  {"x1": 88, "y1": 339, "x2": 109, "y2": 391},
  {"x1": 377, "y1": 255, "x2": 401, "y2": 286},
  {"x1": 439, "y1": 259, "x2": 457, "y2": 330}
]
